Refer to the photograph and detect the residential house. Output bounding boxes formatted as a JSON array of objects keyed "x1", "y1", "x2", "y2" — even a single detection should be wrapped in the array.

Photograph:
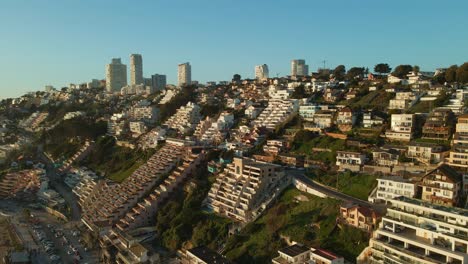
[
  {"x1": 420, "y1": 164, "x2": 462, "y2": 207},
  {"x1": 340, "y1": 202, "x2": 380, "y2": 232}
]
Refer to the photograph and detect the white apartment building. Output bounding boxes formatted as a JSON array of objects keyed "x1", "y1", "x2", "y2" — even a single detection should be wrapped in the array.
[
  {"x1": 299, "y1": 104, "x2": 320, "y2": 121},
  {"x1": 363, "y1": 112, "x2": 384, "y2": 128},
  {"x1": 164, "y1": 102, "x2": 201, "y2": 134},
  {"x1": 448, "y1": 114, "x2": 468, "y2": 168},
  {"x1": 106, "y1": 58, "x2": 127, "y2": 93},
  {"x1": 130, "y1": 54, "x2": 143, "y2": 85},
  {"x1": 291, "y1": 59, "x2": 309, "y2": 77},
  {"x1": 129, "y1": 121, "x2": 147, "y2": 136},
  {"x1": 358, "y1": 196, "x2": 468, "y2": 264},
  {"x1": 368, "y1": 176, "x2": 417, "y2": 204},
  {"x1": 385, "y1": 114, "x2": 415, "y2": 141},
  {"x1": 195, "y1": 112, "x2": 234, "y2": 144},
  {"x1": 389, "y1": 91, "x2": 421, "y2": 110},
  {"x1": 407, "y1": 142, "x2": 445, "y2": 164},
  {"x1": 178, "y1": 62, "x2": 191, "y2": 87},
  {"x1": 336, "y1": 151, "x2": 366, "y2": 172},
  {"x1": 310, "y1": 110, "x2": 335, "y2": 130},
  {"x1": 252, "y1": 99, "x2": 298, "y2": 131},
  {"x1": 273, "y1": 244, "x2": 344, "y2": 264},
  {"x1": 206, "y1": 157, "x2": 288, "y2": 223},
  {"x1": 128, "y1": 105, "x2": 159, "y2": 124},
  {"x1": 255, "y1": 64, "x2": 269, "y2": 80}
]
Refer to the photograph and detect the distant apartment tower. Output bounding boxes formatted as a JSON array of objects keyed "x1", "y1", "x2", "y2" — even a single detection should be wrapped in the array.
[
  {"x1": 105, "y1": 58, "x2": 127, "y2": 93},
  {"x1": 178, "y1": 62, "x2": 191, "y2": 87},
  {"x1": 151, "y1": 74, "x2": 167, "y2": 92},
  {"x1": 255, "y1": 64, "x2": 269, "y2": 80},
  {"x1": 291, "y1": 59, "x2": 309, "y2": 77},
  {"x1": 130, "y1": 54, "x2": 143, "y2": 85}
]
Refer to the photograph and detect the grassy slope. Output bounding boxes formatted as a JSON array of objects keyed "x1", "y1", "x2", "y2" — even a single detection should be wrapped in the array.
[{"x1": 224, "y1": 188, "x2": 368, "y2": 263}]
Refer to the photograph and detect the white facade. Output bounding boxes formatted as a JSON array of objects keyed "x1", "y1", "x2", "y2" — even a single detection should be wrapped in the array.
[
  {"x1": 255, "y1": 64, "x2": 269, "y2": 80},
  {"x1": 106, "y1": 58, "x2": 127, "y2": 93},
  {"x1": 178, "y1": 62, "x2": 191, "y2": 87},
  {"x1": 291, "y1": 59, "x2": 309, "y2": 76},
  {"x1": 369, "y1": 176, "x2": 417, "y2": 203},
  {"x1": 385, "y1": 114, "x2": 415, "y2": 141},
  {"x1": 359, "y1": 196, "x2": 468, "y2": 264},
  {"x1": 130, "y1": 54, "x2": 143, "y2": 85}
]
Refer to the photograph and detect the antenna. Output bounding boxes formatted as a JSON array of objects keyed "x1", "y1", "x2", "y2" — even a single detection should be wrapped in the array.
[{"x1": 322, "y1": 60, "x2": 327, "y2": 69}]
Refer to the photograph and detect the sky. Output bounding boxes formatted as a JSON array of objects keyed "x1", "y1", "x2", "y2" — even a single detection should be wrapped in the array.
[{"x1": 1, "y1": 0, "x2": 468, "y2": 99}]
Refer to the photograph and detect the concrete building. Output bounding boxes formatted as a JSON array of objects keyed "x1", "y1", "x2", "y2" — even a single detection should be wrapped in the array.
[
  {"x1": 291, "y1": 59, "x2": 309, "y2": 77},
  {"x1": 206, "y1": 157, "x2": 288, "y2": 223},
  {"x1": 407, "y1": 142, "x2": 446, "y2": 164},
  {"x1": 420, "y1": 164, "x2": 462, "y2": 207},
  {"x1": 422, "y1": 108, "x2": 454, "y2": 140},
  {"x1": 151, "y1": 74, "x2": 166, "y2": 92},
  {"x1": 385, "y1": 114, "x2": 415, "y2": 141},
  {"x1": 106, "y1": 58, "x2": 127, "y2": 93},
  {"x1": 80, "y1": 140, "x2": 189, "y2": 231},
  {"x1": 255, "y1": 64, "x2": 269, "y2": 80},
  {"x1": 181, "y1": 246, "x2": 232, "y2": 264},
  {"x1": 130, "y1": 54, "x2": 143, "y2": 85},
  {"x1": 362, "y1": 111, "x2": 384, "y2": 128},
  {"x1": 164, "y1": 102, "x2": 201, "y2": 134},
  {"x1": 368, "y1": 176, "x2": 417, "y2": 204},
  {"x1": 447, "y1": 114, "x2": 468, "y2": 168},
  {"x1": 357, "y1": 196, "x2": 468, "y2": 264},
  {"x1": 178, "y1": 62, "x2": 191, "y2": 87},
  {"x1": 336, "y1": 151, "x2": 366, "y2": 172},
  {"x1": 273, "y1": 243, "x2": 344, "y2": 264},
  {"x1": 336, "y1": 106, "x2": 356, "y2": 132},
  {"x1": 252, "y1": 99, "x2": 299, "y2": 131}
]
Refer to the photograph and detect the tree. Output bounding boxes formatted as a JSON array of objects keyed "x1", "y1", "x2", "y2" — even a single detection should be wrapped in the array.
[
  {"x1": 456, "y1": 62, "x2": 468, "y2": 83},
  {"x1": 346, "y1": 67, "x2": 365, "y2": 80},
  {"x1": 290, "y1": 85, "x2": 307, "y2": 99},
  {"x1": 392, "y1": 65, "x2": 413, "y2": 78},
  {"x1": 333, "y1": 65, "x2": 346, "y2": 81},
  {"x1": 374, "y1": 63, "x2": 391, "y2": 77},
  {"x1": 445, "y1": 65, "x2": 458, "y2": 83},
  {"x1": 413, "y1": 65, "x2": 420, "y2": 74}
]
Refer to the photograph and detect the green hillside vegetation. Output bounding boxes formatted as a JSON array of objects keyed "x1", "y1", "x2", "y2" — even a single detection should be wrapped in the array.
[
  {"x1": 42, "y1": 118, "x2": 107, "y2": 160},
  {"x1": 350, "y1": 89, "x2": 393, "y2": 111},
  {"x1": 312, "y1": 170, "x2": 378, "y2": 200},
  {"x1": 223, "y1": 188, "x2": 368, "y2": 263},
  {"x1": 153, "y1": 155, "x2": 231, "y2": 251},
  {"x1": 80, "y1": 136, "x2": 156, "y2": 182}
]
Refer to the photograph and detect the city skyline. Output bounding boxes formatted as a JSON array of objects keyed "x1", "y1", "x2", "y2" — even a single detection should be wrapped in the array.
[{"x1": 1, "y1": 0, "x2": 468, "y2": 99}]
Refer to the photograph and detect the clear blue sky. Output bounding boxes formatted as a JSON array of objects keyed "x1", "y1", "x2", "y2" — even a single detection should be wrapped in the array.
[{"x1": 1, "y1": 0, "x2": 467, "y2": 99}]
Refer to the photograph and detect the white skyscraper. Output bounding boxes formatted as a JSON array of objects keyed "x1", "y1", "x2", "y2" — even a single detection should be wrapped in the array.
[
  {"x1": 178, "y1": 62, "x2": 191, "y2": 87},
  {"x1": 291, "y1": 59, "x2": 309, "y2": 77},
  {"x1": 106, "y1": 58, "x2": 127, "y2": 93},
  {"x1": 130, "y1": 54, "x2": 143, "y2": 85},
  {"x1": 255, "y1": 64, "x2": 269, "y2": 80}
]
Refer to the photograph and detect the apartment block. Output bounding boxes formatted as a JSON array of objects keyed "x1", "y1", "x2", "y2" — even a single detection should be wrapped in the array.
[
  {"x1": 194, "y1": 112, "x2": 234, "y2": 144},
  {"x1": 255, "y1": 64, "x2": 269, "y2": 80},
  {"x1": 385, "y1": 114, "x2": 415, "y2": 141},
  {"x1": 371, "y1": 148, "x2": 399, "y2": 168},
  {"x1": 100, "y1": 229, "x2": 158, "y2": 264},
  {"x1": 407, "y1": 142, "x2": 446, "y2": 164},
  {"x1": 422, "y1": 108, "x2": 454, "y2": 140},
  {"x1": 164, "y1": 102, "x2": 201, "y2": 134},
  {"x1": 368, "y1": 176, "x2": 417, "y2": 204},
  {"x1": 106, "y1": 58, "x2": 127, "y2": 93},
  {"x1": 447, "y1": 114, "x2": 468, "y2": 168},
  {"x1": 336, "y1": 151, "x2": 366, "y2": 172},
  {"x1": 310, "y1": 110, "x2": 335, "y2": 130},
  {"x1": 358, "y1": 196, "x2": 468, "y2": 264},
  {"x1": 0, "y1": 169, "x2": 41, "y2": 199},
  {"x1": 116, "y1": 150, "x2": 204, "y2": 231},
  {"x1": 363, "y1": 111, "x2": 384, "y2": 128},
  {"x1": 252, "y1": 99, "x2": 298, "y2": 131},
  {"x1": 128, "y1": 105, "x2": 159, "y2": 124},
  {"x1": 273, "y1": 243, "x2": 344, "y2": 264},
  {"x1": 420, "y1": 164, "x2": 462, "y2": 207},
  {"x1": 108, "y1": 113, "x2": 128, "y2": 137},
  {"x1": 299, "y1": 104, "x2": 320, "y2": 122},
  {"x1": 181, "y1": 246, "x2": 232, "y2": 264},
  {"x1": 80, "y1": 140, "x2": 189, "y2": 231},
  {"x1": 178, "y1": 62, "x2": 191, "y2": 87},
  {"x1": 206, "y1": 157, "x2": 288, "y2": 223},
  {"x1": 58, "y1": 141, "x2": 94, "y2": 174}
]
